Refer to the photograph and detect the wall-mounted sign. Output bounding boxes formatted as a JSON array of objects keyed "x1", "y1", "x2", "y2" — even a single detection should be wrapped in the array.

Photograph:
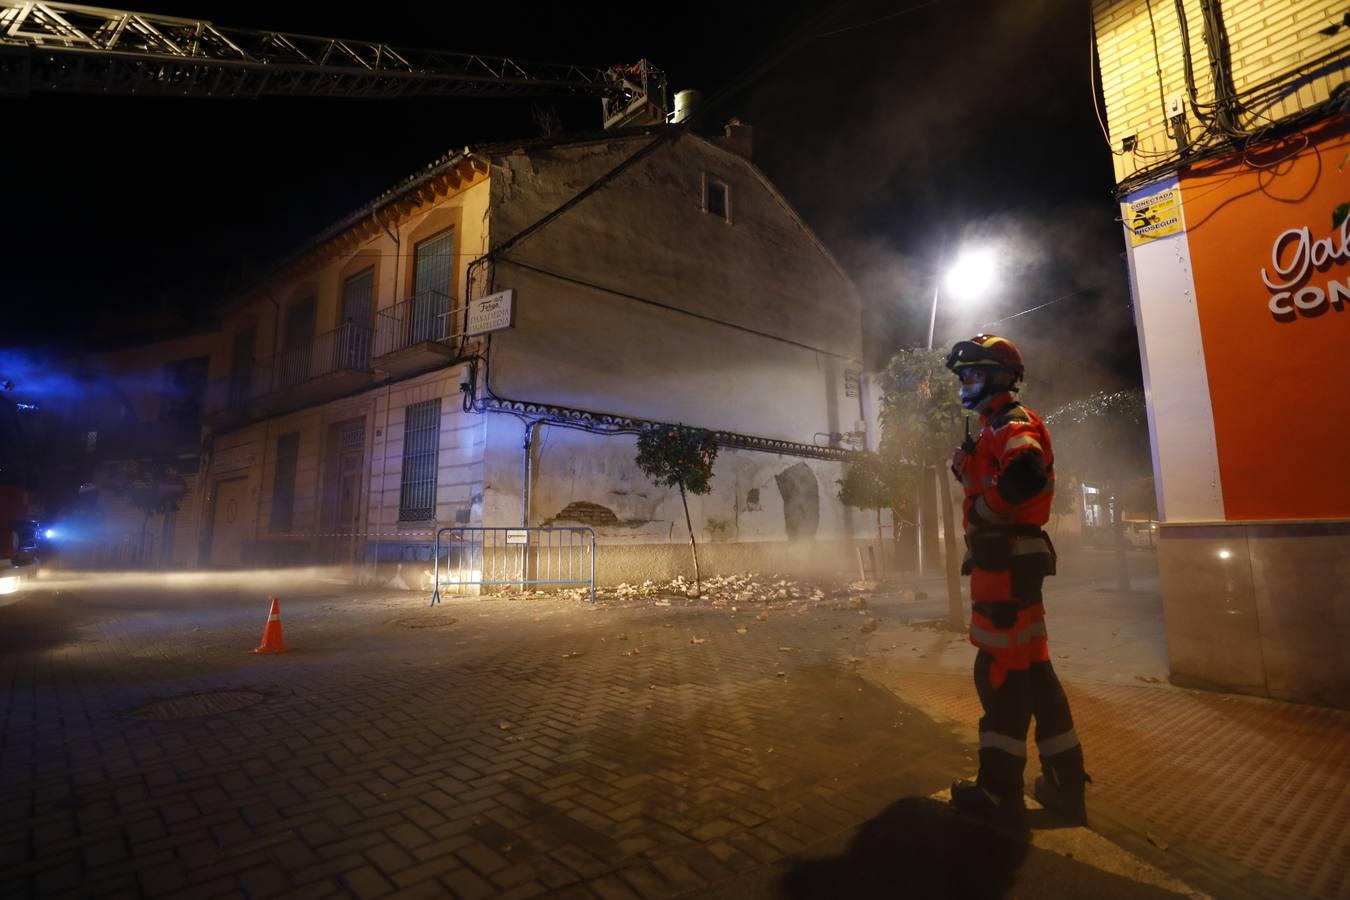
[
  {"x1": 1261, "y1": 220, "x2": 1350, "y2": 318},
  {"x1": 467, "y1": 289, "x2": 515, "y2": 336},
  {"x1": 505, "y1": 529, "x2": 529, "y2": 545},
  {"x1": 1125, "y1": 187, "x2": 1184, "y2": 246},
  {"x1": 1174, "y1": 119, "x2": 1350, "y2": 519}
]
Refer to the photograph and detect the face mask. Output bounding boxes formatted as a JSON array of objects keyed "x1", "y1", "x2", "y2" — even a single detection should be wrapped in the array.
[{"x1": 958, "y1": 371, "x2": 988, "y2": 408}]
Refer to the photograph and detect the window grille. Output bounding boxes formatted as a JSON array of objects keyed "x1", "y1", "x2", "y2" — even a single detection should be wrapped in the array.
[
  {"x1": 412, "y1": 230, "x2": 454, "y2": 343},
  {"x1": 339, "y1": 420, "x2": 364, "y2": 452},
  {"x1": 399, "y1": 399, "x2": 441, "y2": 520},
  {"x1": 270, "y1": 432, "x2": 300, "y2": 531}
]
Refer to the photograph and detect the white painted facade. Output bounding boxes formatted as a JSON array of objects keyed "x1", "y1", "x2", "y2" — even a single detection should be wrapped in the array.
[{"x1": 1120, "y1": 178, "x2": 1225, "y2": 523}]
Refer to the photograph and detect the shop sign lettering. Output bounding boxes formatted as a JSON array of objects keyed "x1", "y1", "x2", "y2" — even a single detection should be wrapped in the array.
[
  {"x1": 467, "y1": 289, "x2": 515, "y2": 336},
  {"x1": 1261, "y1": 219, "x2": 1350, "y2": 319}
]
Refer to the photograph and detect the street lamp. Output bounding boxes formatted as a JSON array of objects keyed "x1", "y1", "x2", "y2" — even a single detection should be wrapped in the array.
[
  {"x1": 926, "y1": 245, "x2": 998, "y2": 350},
  {"x1": 918, "y1": 243, "x2": 998, "y2": 622}
]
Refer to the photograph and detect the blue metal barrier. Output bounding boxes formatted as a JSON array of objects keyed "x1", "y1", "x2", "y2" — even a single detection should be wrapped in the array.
[{"x1": 431, "y1": 526, "x2": 596, "y2": 605}]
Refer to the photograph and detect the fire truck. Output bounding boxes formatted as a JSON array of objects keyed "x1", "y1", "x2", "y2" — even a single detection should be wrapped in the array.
[{"x1": 0, "y1": 382, "x2": 43, "y2": 594}]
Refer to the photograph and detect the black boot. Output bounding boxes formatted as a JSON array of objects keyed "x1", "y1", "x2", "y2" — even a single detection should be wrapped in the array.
[
  {"x1": 950, "y1": 779, "x2": 1027, "y2": 831},
  {"x1": 1033, "y1": 769, "x2": 1091, "y2": 825}
]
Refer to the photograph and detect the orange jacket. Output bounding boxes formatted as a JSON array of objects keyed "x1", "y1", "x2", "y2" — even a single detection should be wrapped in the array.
[
  {"x1": 956, "y1": 393, "x2": 1057, "y2": 680},
  {"x1": 957, "y1": 393, "x2": 1055, "y2": 534}
]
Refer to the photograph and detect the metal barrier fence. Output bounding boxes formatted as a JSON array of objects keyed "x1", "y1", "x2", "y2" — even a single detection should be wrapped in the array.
[{"x1": 431, "y1": 526, "x2": 596, "y2": 605}]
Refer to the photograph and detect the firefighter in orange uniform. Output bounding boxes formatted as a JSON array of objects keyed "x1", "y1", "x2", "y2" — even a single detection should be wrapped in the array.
[{"x1": 944, "y1": 334, "x2": 1089, "y2": 827}]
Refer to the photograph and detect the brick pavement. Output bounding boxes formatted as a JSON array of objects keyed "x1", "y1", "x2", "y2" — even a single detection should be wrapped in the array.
[
  {"x1": 0, "y1": 583, "x2": 1240, "y2": 898},
  {"x1": 844, "y1": 550, "x2": 1350, "y2": 900},
  {"x1": 866, "y1": 666, "x2": 1349, "y2": 900}
]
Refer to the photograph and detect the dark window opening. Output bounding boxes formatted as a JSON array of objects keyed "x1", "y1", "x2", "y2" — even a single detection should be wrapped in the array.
[
  {"x1": 162, "y1": 356, "x2": 210, "y2": 424},
  {"x1": 229, "y1": 329, "x2": 255, "y2": 409},
  {"x1": 340, "y1": 268, "x2": 374, "y2": 369},
  {"x1": 280, "y1": 297, "x2": 316, "y2": 387},
  {"x1": 705, "y1": 177, "x2": 729, "y2": 221},
  {"x1": 270, "y1": 432, "x2": 300, "y2": 531}
]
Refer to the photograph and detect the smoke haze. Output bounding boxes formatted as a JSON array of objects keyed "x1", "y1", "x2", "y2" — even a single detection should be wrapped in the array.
[{"x1": 738, "y1": 0, "x2": 1134, "y2": 409}]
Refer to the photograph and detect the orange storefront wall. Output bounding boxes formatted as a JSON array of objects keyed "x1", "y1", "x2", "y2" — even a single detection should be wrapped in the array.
[{"x1": 1180, "y1": 119, "x2": 1350, "y2": 520}]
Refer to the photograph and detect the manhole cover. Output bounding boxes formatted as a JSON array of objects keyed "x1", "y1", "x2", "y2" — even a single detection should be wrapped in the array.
[
  {"x1": 396, "y1": 616, "x2": 458, "y2": 629},
  {"x1": 127, "y1": 691, "x2": 265, "y2": 720}
]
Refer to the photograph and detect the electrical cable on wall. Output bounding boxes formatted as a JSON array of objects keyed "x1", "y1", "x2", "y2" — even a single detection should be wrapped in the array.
[
  {"x1": 1091, "y1": 15, "x2": 1129, "y2": 156},
  {"x1": 1102, "y1": 0, "x2": 1350, "y2": 197}
]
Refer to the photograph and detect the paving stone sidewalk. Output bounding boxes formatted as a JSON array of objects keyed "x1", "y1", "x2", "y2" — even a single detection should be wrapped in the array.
[
  {"x1": 0, "y1": 581, "x2": 1202, "y2": 899},
  {"x1": 856, "y1": 556, "x2": 1350, "y2": 900}
]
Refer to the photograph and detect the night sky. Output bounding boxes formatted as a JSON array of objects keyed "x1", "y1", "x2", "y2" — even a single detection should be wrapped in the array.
[{"x1": 2, "y1": 0, "x2": 1132, "y2": 408}]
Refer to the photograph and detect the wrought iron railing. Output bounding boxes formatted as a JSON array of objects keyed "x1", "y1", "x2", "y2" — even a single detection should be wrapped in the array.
[
  {"x1": 375, "y1": 290, "x2": 456, "y2": 357},
  {"x1": 276, "y1": 322, "x2": 373, "y2": 388},
  {"x1": 204, "y1": 324, "x2": 372, "y2": 416},
  {"x1": 204, "y1": 362, "x2": 266, "y2": 416}
]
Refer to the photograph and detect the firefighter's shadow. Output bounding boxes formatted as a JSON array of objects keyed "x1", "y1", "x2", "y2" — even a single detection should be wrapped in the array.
[{"x1": 779, "y1": 796, "x2": 1032, "y2": 899}]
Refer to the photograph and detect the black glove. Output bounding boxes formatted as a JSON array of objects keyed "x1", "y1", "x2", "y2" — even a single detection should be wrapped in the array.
[{"x1": 990, "y1": 604, "x2": 1019, "y2": 629}]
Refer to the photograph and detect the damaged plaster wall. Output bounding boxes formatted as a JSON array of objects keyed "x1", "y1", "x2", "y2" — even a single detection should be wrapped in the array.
[
  {"x1": 481, "y1": 420, "x2": 860, "y2": 582},
  {"x1": 483, "y1": 134, "x2": 864, "y2": 444},
  {"x1": 474, "y1": 131, "x2": 869, "y2": 582},
  {"x1": 488, "y1": 136, "x2": 858, "y2": 357}
]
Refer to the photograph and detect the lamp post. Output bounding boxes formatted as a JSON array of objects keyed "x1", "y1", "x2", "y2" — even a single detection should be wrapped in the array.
[
  {"x1": 928, "y1": 246, "x2": 997, "y2": 349},
  {"x1": 920, "y1": 244, "x2": 998, "y2": 629}
]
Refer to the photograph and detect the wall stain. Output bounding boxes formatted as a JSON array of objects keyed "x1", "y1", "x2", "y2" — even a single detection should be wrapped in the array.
[
  {"x1": 775, "y1": 462, "x2": 820, "y2": 539},
  {"x1": 705, "y1": 516, "x2": 735, "y2": 542}
]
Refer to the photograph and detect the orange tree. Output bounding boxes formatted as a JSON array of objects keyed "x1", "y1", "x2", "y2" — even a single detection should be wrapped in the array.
[
  {"x1": 636, "y1": 425, "x2": 718, "y2": 594},
  {"x1": 836, "y1": 447, "x2": 920, "y2": 562},
  {"x1": 873, "y1": 348, "x2": 967, "y2": 626}
]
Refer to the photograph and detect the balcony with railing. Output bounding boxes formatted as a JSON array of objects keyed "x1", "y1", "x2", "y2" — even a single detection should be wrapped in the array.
[
  {"x1": 206, "y1": 323, "x2": 375, "y2": 422},
  {"x1": 373, "y1": 290, "x2": 459, "y2": 377},
  {"x1": 204, "y1": 363, "x2": 262, "y2": 426},
  {"x1": 261, "y1": 322, "x2": 375, "y2": 412}
]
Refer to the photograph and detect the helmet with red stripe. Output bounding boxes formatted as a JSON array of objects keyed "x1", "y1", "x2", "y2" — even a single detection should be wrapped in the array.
[
  {"x1": 944, "y1": 334, "x2": 1025, "y2": 381},
  {"x1": 945, "y1": 334, "x2": 1025, "y2": 410}
]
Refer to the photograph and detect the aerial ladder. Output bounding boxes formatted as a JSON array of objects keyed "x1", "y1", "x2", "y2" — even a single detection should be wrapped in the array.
[{"x1": 0, "y1": 1, "x2": 668, "y2": 129}]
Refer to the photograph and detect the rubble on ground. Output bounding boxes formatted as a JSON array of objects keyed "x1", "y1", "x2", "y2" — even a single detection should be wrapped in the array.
[
  {"x1": 591, "y1": 573, "x2": 873, "y2": 610},
  {"x1": 471, "y1": 571, "x2": 929, "y2": 616}
]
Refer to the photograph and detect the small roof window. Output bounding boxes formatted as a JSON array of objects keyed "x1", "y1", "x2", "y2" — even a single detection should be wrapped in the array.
[{"x1": 704, "y1": 174, "x2": 730, "y2": 222}]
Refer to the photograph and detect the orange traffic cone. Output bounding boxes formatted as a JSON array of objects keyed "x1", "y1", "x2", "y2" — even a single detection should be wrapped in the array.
[{"x1": 252, "y1": 596, "x2": 289, "y2": 654}]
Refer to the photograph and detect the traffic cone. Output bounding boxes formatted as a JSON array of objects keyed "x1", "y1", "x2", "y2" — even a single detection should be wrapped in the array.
[{"x1": 251, "y1": 596, "x2": 289, "y2": 654}]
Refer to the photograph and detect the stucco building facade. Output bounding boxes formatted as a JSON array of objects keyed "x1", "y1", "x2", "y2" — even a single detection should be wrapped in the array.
[{"x1": 68, "y1": 125, "x2": 868, "y2": 588}]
